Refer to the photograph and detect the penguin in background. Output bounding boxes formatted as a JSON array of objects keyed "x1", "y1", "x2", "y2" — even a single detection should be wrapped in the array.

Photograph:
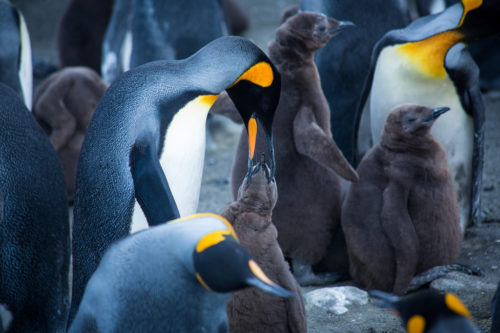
[
  {"x1": 299, "y1": 0, "x2": 410, "y2": 164},
  {"x1": 0, "y1": 83, "x2": 70, "y2": 332},
  {"x1": 370, "y1": 289, "x2": 480, "y2": 332},
  {"x1": 342, "y1": 104, "x2": 461, "y2": 294},
  {"x1": 223, "y1": 158, "x2": 307, "y2": 333},
  {"x1": 32, "y1": 66, "x2": 108, "y2": 202},
  {"x1": 491, "y1": 281, "x2": 500, "y2": 333},
  {"x1": 101, "y1": 0, "x2": 228, "y2": 84},
  {"x1": 0, "y1": 0, "x2": 32, "y2": 109},
  {"x1": 70, "y1": 36, "x2": 280, "y2": 323},
  {"x1": 69, "y1": 213, "x2": 292, "y2": 333},
  {"x1": 357, "y1": 0, "x2": 500, "y2": 230}
]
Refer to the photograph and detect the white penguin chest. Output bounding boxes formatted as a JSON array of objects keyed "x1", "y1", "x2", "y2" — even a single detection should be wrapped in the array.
[{"x1": 130, "y1": 96, "x2": 213, "y2": 232}]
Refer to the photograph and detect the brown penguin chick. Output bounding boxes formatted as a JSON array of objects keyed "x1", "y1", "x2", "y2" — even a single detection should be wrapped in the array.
[
  {"x1": 222, "y1": 159, "x2": 307, "y2": 333},
  {"x1": 341, "y1": 104, "x2": 462, "y2": 294},
  {"x1": 214, "y1": 10, "x2": 358, "y2": 284},
  {"x1": 32, "y1": 67, "x2": 108, "y2": 202}
]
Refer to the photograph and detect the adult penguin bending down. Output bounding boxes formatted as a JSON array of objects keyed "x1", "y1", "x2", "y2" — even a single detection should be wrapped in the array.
[
  {"x1": 70, "y1": 36, "x2": 280, "y2": 323},
  {"x1": 357, "y1": 0, "x2": 500, "y2": 229}
]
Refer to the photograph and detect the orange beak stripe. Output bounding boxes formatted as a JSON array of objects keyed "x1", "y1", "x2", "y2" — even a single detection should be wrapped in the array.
[
  {"x1": 249, "y1": 259, "x2": 275, "y2": 285},
  {"x1": 248, "y1": 118, "x2": 257, "y2": 159}
]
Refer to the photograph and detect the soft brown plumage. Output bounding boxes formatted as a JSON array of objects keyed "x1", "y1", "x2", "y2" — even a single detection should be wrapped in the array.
[
  {"x1": 223, "y1": 161, "x2": 307, "y2": 333},
  {"x1": 342, "y1": 104, "x2": 461, "y2": 294}
]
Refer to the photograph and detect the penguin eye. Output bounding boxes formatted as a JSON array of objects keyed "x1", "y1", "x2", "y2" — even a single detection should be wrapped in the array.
[
  {"x1": 318, "y1": 25, "x2": 327, "y2": 33},
  {"x1": 407, "y1": 117, "x2": 417, "y2": 123}
]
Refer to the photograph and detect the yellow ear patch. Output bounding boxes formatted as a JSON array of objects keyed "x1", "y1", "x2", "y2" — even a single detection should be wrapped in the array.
[
  {"x1": 248, "y1": 118, "x2": 258, "y2": 158},
  {"x1": 196, "y1": 230, "x2": 233, "y2": 253},
  {"x1": 445, "y1": 293, "x2": 471, "y2": 318},
  {"x1": 231, "y1": 62, "x2": 274, "y2": 88},
  {"x1": 199, "y1": 94, "x2": 220, "y2": 106},
  {"x1": 170, "y1": 213, "x2": 239, "y2": 241},
  {"x1": 396, "y1": 30, "x2": 464, "y2": 78},
  {"x1": 459, "y1": 0, "x2": 483, "y2": 26},
  {"x1": 407, "y1": 315, "x2": 426, "y2": 333},
  {"x1": 249, "y1": 259, "x2": 275, "y2": 285}
]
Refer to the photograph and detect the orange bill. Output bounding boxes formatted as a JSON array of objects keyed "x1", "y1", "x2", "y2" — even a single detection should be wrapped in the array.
[{"x1": 248, "y1": 117, "x2": 258, "y2": 159}]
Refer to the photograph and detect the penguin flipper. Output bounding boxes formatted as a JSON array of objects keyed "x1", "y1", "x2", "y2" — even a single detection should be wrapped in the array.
[
  {"x1": 293, "y1": 106, "x2": 358, "y2": 182},
  {"x1": 381, "y1": 181, "x2": 418, "y2": 294},
  {"x1": 445, "y1": 43, "x2": 484, "y2": 226},
  {"x1": 130, "y1": 142, "x2": 180, "y2": 226},
  {"x1": 209, "y1": 91, "x2": 244, "y2": 124}
]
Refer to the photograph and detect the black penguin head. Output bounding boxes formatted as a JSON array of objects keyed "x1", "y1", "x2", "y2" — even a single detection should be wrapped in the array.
[
  {"x1": 385, "y1": 104, "x2": 450, "y2": 136},
  {"x1": 193, "y1": 225, "x2": 293, "y2": 297},
  {"x1": 225, "y1": 60, "x2": 280, "y2": 180},
  {"x1": 457, "y1": 0, "x2": 500, "y2": 42},
  {"x1": 369, "y1": 290, "x2": 477, "y2": 333}
]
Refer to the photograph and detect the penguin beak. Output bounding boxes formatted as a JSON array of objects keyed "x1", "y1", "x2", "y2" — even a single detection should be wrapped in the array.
[
  {"x1": 246, "y1": 259, "x2": 294, "y2": 298},
  {"x1": 248, "y1": 116, "x2": 258, "y2": 161},
  {"x1": 328, "y1": 20, "x2": 355, "y2": 35},
  {"x1": 245, "y1": 115, "x2": 276, "y2": 184},
  {"x1": 368, "y1": 290, "x2": 401, "y2": 314},
  {"x1": 423, "y1": 106, "x2": 450, "y2": 123}
]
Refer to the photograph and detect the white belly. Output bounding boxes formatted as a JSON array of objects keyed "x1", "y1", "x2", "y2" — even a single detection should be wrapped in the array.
[
  {"x1": 18, "y1": 13, "x2": 32, "y2": 110},
  {"x1": 369, "y1": 46, "x2": 473, "y2": 229},
  {"x1": 130, "y1": 97, "x2": 211, "y2": 232}
]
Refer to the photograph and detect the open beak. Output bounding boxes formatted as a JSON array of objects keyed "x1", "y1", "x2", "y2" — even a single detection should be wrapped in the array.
[
  {"x1": 245, "y1": 116, "x2": 276, "y2": 183},
  {"x1": 246, "y1": 259, "x2": 294, "y2": 298},
  {"x1": 423, "y1": 106, "x2": 450, "y2": 123}
]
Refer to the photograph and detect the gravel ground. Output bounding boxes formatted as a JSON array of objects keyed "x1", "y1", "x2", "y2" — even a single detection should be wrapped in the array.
[{"x1": 13, "y1": 0, "x2": 500, "y2": 331}]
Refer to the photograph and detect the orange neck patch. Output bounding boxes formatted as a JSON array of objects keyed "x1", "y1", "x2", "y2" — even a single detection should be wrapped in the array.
[
  {"x1": 231, "y1": 62, "x2": 273, "y2": 88},
  {"x1": 199, "y1": 94, "x2": 220, "y2": 106},
  {"x1": 396, "y1": 30, "x2": 464, "y2": 78}
]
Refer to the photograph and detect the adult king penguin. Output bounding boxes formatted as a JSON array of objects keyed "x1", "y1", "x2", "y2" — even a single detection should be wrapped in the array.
[
  {"x1": 69, "y1": 213, "x2": 292, "y2": 333},
  {"x1": 300, "y1": 0, "x2": 409, "y2": 163},
  {"x1": 70, "y1": 36, "x2": 280, "y2": 323},
  {"x1": 0, "y1": 83, "x2": 70, "y2": 332},
  {"x1": 0, "y1": 0, "x2": 32, "y2": 109},
  {"x1": 357, "y1": 0, "x2": 500, "y2": 229}
]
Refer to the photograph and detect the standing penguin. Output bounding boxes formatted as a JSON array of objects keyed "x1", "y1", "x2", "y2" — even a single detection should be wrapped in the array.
[
  {"x1": 299, "y1": 0, "x2": 410, "y2": 164},
  {"x1": 32, "y1": 66, "x2": 108, "y2": 202},
  {"x1": 0, "y1": 0, "x2": 32, "y2": 109},
  {"x1": 342, "y1": 104, "x2": 461, "y2": 294},
  {"x1": 357, "y1": 0, "x2": 500, "y2": 229},
  {"x1": 224, "y1": 10, "x2": 358, "y2": 284},
  {"x1": 70, "y1": 36, "x2": 280, "y2": 323},
  {"x1": 223, "y1": 159, "x2": 307, "y2": 333},
  {"x1": 0, "y1": 83, "x2": 70, "y2": 332},
  {"x1": 69, "y1": 213, "x2": 292, "y2": 333},
  {"x1": 370, "y1": 289, "x2": 480, "y2": 332},
  {"x1": 101, "y1": 0, "x2": 228, "y2": 84}
]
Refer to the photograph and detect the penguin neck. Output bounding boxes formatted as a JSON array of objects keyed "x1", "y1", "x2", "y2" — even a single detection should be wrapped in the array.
[
  {"x1": 381, "y1": 128, "x2": 437, "y2": 155},
  {"x1": 395, "y1": 30, "x2": 464, "y2": 79},
  {"x1": 268, "y1": 40, "x2": 316, "y2": 75}
]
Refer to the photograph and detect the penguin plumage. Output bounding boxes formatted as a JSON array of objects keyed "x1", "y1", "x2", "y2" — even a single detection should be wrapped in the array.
[
  {"x1": 0, "y1": 0, "x2": 32, "y2": 109},
  {"x1": 32, "y1": 66, "x2": 108, "y2": 202},
  {"x1": 342, "y1": 104, "x2": 461, "y2": 294},
  {"x1": 300, "y1": 0, "x2": 410, "y2": 164},
  {"x1": 69, "y1": 213, "x2": 292, "y2": 333},
  {"x1": 357, "y1": 0, "x2": 500, "y2": 229},
  {"x1": 70, "y1": 36, "x2": 280, "y2": 323},
  {"x1": 0, "y1": 83, "x2": 70, "y2": 332},
  {"x1": 223, "y1": 159, "x2": 307, "y2": 333},
  {"x1": 370, "y1": 289, "x2": 480, "y2": 332}
]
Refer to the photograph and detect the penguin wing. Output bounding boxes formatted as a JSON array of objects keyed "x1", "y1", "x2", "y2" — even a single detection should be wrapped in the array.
[
  {"x1": 380, "y1": 180, "x2": 419, "y2": 293},
  {"x1": 101, "y1": 0, "x2": 132, "y2": 83},
  {"x1": 293, "y1": 105, "x2": 358, "y2": 182},
  {"x1": 130, "y1": 140, "x2": 180, "y2": 226},
  {"x1": 209, "y1": 91, "x2": 244, "y2": 124},
  {"x1": 445, "y1": 43, "x2": 484, "y2": 226}
]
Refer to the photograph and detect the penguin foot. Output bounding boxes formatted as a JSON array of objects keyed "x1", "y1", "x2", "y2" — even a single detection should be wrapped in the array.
[
  {"x1": 291, "y1": 259, "x2": 343, "y2": 286},
  {"x1": 407, "y1": 263, "x2": 483, "y2": 292}
]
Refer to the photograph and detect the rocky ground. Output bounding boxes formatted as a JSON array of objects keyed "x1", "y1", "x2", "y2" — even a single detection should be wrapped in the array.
[{"x1": 14, "y1": 0, "x2": 500, "y2": 331}]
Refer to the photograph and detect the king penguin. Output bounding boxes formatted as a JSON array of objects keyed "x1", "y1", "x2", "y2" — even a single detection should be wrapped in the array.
[
  {"x1": 357, "y1": 0, "x2": 500, "y2": 229},
  {"x1": 299, "y1": 0, "x2": 410, "y2": 164},
  {"x1": 69, "y1": 213, "x2": 292, "y2": 333},
  {"x1": 70, "y1": 35, "x2": 281, "y2": 323},
  {"x1": 0, "y1": 0, "x2": 32, "y2": 109},
  {"x1": 0, "y1": 83, "x2": 70, "y2": 332},
  {"x1": 370, "y1": 289, "x2": 480, "y2": 332}
]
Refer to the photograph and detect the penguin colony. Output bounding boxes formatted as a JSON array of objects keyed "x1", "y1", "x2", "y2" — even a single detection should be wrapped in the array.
[{"x1": 1, "y1": 0, "x2": 500, "y2": 332}]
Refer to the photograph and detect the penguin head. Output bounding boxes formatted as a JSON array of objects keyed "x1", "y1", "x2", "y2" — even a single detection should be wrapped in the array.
[
  {"x1": 236, "y1": 153, "x2": 278, "y2": 214},
  {"x1": 457, "y1": 0, "x2": 500, "y2": 42},
  {"x1": 384, "y1": 104, "x2": 450, "y2": 137},
  {"x1": 192, "y1": 218, "x2": 292, "y2": 297},
  {"x1": 369, "y1": 289, "x2": 478, "y2": 333},
  {"x1": 225, "y1": 59, "x2": 280, "y2": 181}
]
